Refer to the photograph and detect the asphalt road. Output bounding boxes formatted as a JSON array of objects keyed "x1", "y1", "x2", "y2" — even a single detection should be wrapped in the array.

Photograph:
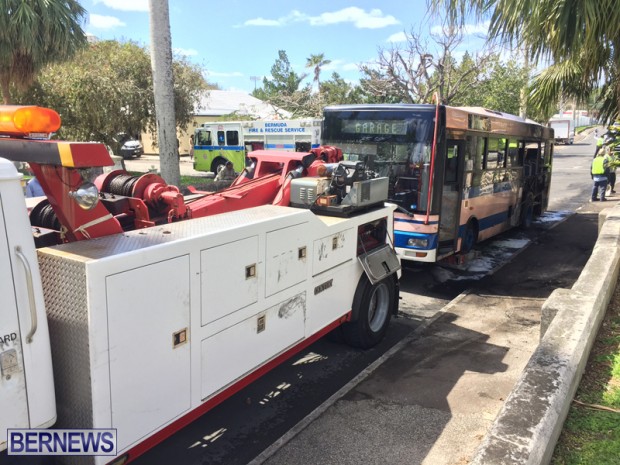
[{"x1": 256, "y1": 132, "x2": 603, "y2": 465}]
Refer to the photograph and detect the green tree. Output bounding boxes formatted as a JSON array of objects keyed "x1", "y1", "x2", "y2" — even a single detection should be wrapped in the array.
[
  {"x1": 452, "y1": 55, "x2": 529, "y2": 116},
  {"x1": 19, "y1": 40, "x2": 208, "y2": 149},
  {"x1": 253, "y1": 50, "x2": 307, "y2": 99},
  {"x1": 252, "y1": 50, "x2": 312, "y2": 117},
  {"x1": 431, "y1": 0, "x2": 620, "y2": 121},
  {"x1": 0, "y1": 0, "x2": 87, "y2": 104},
  {"x1": 321, "y1": 72, "x2": 364, "y2": 106},
  {"x1": 359, "y1": 21, "x2": 494, "y2": 105}
]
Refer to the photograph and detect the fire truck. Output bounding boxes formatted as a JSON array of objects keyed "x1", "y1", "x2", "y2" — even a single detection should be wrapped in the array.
[
  {"x1": 193, "y1": 119, "x2": 321, "y2": 174},
  {"x1": 0, "y1": 106, "x2": 400, "y2": 464}
]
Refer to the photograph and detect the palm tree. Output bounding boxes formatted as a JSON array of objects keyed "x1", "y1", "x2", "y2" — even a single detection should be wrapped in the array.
[
  {"x1": 149, "y1": 0, "x2": 180, "y2": 187},
  {"x1": 0, "y1": 0, "x2": 87, "y2": 104},
  {"x1": 431, "y1": 0, "x2": 620, "y2": 121},
  {"x1": 306, "y1": 53, "x2": 331, "y2": 103}
]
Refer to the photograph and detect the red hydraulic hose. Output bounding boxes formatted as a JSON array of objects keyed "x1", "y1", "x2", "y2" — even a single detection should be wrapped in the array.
[{"x1": 425, "y1": 92, "x2": 440, "y2": 225}]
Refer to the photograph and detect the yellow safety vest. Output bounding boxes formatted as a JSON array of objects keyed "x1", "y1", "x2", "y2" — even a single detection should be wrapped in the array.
[{"x1": 592, "y1": 156, "x2": 607, "y2": 175}]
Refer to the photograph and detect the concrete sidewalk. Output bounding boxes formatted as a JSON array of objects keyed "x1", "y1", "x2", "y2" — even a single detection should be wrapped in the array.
[{"x1": 252, "y1": 201, "x2": 614, "y2": 465}]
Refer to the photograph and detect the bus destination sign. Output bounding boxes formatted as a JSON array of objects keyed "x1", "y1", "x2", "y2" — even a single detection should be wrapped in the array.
[{"x1": 341, "y1": 120, "x2": 407, "y2": 136}]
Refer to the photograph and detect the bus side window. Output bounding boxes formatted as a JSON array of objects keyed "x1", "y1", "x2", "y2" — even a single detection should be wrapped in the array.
[
  {"x1": 217, "y1": 131, "x2": 225, "y2": 145},
  {"x1": 498, "y1": 138, "x2": 507, "y2": 168},
  {"x1": 445, "y1": 143, "x2": 459, "y2": 183},
  {"x1": 524, "y1": 146, "x2": 539, "y2": 176},
  {"x1": 227, "y1": 130, "x2": 239, "y2": 146},
  {"x1": 465, "y1": 136, "x2": 483, "y2": 187},
  {"x1": 507, "y1": 139, "x2": 519, "y2": 167},
  {"x1": 486, "y1": 138, "x2": 500, "y2": 169}
]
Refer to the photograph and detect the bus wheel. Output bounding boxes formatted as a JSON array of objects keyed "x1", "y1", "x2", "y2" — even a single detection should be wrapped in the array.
[
  {"x1": 461, "y1": 220, "x2": 478, "y2": 254},
  {"x1": 211, "y1": 158, "x2": 227, "y2": 174},
  {"x1": 521, "y1": 193, "x2": 534, "y2": 228},
  {"x1": 342, "y1": 274, "x2": 395, "y2": 349}
]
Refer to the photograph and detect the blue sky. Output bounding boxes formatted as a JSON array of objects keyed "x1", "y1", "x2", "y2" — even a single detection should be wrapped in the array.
[{"x1": 84, "y1": 0, "x2": 490, "y2": 93}]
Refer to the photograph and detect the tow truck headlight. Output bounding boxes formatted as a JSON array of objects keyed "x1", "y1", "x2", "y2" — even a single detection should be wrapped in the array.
[
  {"x1": 407, "y1": 237, "x2": 428, "y2": 248},
  {"x1": 69, "y1": 182, "x2": 99, "y2": 210}
]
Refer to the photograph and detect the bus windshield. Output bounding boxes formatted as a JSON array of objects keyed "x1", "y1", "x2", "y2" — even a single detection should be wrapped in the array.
[{"x1": 322, "y1": 109, "x2": 436, "y2": 212}]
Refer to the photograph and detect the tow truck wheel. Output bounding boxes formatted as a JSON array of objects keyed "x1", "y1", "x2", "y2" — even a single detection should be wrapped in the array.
[{"x1": 342, "y1": 274, "x2": 395, "y2": 349}]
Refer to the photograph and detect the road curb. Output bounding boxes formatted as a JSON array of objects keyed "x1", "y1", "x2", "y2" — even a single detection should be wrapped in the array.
[{"x1": 469, "y1": 204, "x2": 620, "y2": 465}]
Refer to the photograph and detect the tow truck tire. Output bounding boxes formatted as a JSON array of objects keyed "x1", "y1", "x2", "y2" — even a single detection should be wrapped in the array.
[{"x1": 342, "y1": 274, "x2": 396, "y2": 349}]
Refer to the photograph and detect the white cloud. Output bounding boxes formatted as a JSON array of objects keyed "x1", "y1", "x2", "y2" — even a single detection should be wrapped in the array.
[
  {"x1": 309, "y1": 7, "x2": 399, "y2": 29},
  {"x1": 341, "y1": 62, "x2": 361, "y2": 71},
  {"x1": 386, "y1": 31, "x2": 407, "y2": 43},
  {"x1": 431, "y1": 20, "x2": 490, "y2": 36},
  {"x1": 322, "y1": 59, "x2": 360, "y2": 73},
  {"x1": 89, "y1": 13, "x2": 125, "y2": 29},
  {"x1": 243, "y1": 17, "x2": 282, "y2": 27},
  {"x1": 241, "y1": 7, "x2": 399, "y2": 29},
  {"x1": 463, "y1": 21, "x2": 490, "y2": 35},
  {"x1": 92, "y1": 0, "x2": 149, "y2": 12}
]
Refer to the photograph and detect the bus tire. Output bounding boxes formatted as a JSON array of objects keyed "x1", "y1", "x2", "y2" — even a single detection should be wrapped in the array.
[
  {"x1": 521, "y1": 193, "x2": 534, "y2": 228},
  {"x1": 461, "y1": 219, "x2": 478, "y2": 254},
  {"x1": 341, "y1": 274, "x2": 395, "y2": 349},
  {"x1": 211, "y1": 158, "x2": 227, "y2": 174}
]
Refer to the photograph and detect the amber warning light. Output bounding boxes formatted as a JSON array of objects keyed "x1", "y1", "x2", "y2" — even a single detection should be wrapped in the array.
[{"x1": 0, "y1": 105, "x2": 61, "y2": 138}]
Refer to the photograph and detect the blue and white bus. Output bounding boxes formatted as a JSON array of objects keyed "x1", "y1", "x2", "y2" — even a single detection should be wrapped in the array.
[{"x1": 322, "y1": 104, "x2": 554, "y2": 262}]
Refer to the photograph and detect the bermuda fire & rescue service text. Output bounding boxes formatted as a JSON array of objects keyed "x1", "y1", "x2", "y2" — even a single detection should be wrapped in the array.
[{"x1": 248, "y1": 123, "x2": 306, "y2": 134}]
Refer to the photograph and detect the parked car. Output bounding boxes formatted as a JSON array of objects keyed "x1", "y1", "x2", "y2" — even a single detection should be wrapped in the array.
[{"x1": 120, "y1": 139, "x2": 144, "y2": 159}]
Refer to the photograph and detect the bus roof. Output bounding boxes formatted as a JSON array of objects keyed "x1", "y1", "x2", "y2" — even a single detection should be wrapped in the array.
[{"x1": 323, "y1": 104, "x2": 552, "y2": 139}]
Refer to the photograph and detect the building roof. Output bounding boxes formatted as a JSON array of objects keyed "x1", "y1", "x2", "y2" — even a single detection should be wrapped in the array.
[{"x1": 195, "y1": 90, "x2": 291, "y2": 119}]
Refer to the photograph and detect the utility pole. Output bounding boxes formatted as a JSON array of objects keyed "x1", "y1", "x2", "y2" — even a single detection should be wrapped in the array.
[
  {"x1": 149, "y1": 0, "x2": 180, "y2": 187},
  {"x1": 250, "y1": 76, "x2": 260, "y2": 91}
]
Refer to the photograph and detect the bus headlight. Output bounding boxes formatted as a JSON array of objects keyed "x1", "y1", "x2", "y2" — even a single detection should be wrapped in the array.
[{"x1": 407, "y1": 237, "x2": 428, "y2": 248}]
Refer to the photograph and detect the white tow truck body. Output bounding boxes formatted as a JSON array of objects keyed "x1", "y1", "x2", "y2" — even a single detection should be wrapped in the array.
[{"x1": 0, "y1": 153, "x2": 399, "y2": 464}]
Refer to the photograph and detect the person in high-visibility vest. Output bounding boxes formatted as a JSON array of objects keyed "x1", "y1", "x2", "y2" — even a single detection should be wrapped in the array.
[
  {"x1": 606, "y1": 147, "x2": 620, "y2": 194},
  {"x1": 591, "y1": 149, "x2": 610, "y2": 201},
  {"x1": 594, "y1": 135, "x2": 605, "y2": 157}
]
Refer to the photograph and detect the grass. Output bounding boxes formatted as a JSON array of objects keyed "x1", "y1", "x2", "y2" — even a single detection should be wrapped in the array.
[
  {"x1": 575, "y1": 125, "x2": 597, "y2": 134},
  {"x1": 551, "y1": 283, "x2": 620, "y2": 465}
]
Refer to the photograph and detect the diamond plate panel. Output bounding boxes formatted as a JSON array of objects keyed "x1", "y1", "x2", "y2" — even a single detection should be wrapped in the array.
[
  {"x1": 46, "y1": 205, "x2": 308, "y2": 260},
  {"x1": 37, "y1": 252, "x2": 93, "y2": 431}
]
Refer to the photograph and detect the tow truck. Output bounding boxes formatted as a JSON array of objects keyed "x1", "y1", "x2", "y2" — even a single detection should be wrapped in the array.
[{"x1": 0, "y1": 106, "x2": 400, "y2": 464}]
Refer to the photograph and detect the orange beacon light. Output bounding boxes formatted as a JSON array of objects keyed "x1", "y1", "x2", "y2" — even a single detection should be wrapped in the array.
[{"x1": 0, "y1": 105, "x2": 61, "y2": 137}]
